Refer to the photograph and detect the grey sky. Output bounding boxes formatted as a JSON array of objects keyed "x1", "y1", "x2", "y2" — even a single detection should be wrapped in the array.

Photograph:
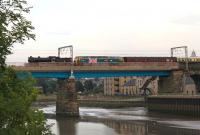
[{"x1": 7, "y1": 0, "x2": 200, "y2": 62}]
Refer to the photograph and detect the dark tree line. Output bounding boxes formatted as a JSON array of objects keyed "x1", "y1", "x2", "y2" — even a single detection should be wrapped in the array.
[
  {"x1": 35, "y1": 79, "x2": 103, "y2": 95},
  {"x1": 76, "y1": 80, "x2": 103, "y2": 94},
  {"x1": 36, "y1": 78, "x2": 57, "y2": 94}
]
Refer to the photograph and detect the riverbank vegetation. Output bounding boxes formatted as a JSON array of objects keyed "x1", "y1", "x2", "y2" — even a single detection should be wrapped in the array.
[{"x1": 0, "y1": 0, "x2": 52, "y2": 134}]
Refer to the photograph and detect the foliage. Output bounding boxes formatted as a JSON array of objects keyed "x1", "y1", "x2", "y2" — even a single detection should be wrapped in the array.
[
  {"x1": 0, "y1": 0, "x2": 53, "y2": 134},
  {"x1": 0, "y1": 68, "x2": 53, "y2": 135},
  {"x1": 0, "y1": 0, "x2": 35, "y2": 68},
  {"x1": 84, "y1": 80, "x2": 95, "y2": 91},
  {"x1": 36, "y1": 78, "x2": 57, "y2": 94},
  {"x1": 75, "y1": 80, "x2": 84, "y2": 92},
  {"x1": 93, "y1": 83, "x2": 103, "y2": 93}
]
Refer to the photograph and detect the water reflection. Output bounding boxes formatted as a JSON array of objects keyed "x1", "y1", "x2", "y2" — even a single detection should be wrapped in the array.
[
  {"x1": 81, "y1": 118, "x2": 147, "y2": 135},
  {"x1": 148, "y1": 121, "x2": 200, "y2": 135},
  {"x1": 57, "y1": 118, "x2": 77, "y2": 135},
  {"x1": 49, "y1": 118, "x2": 117, "y2": 135},
  {"x1": 76, "y1": 122, "x2": 117, "y2": 135},
  {"x1": 44, "y1": 107, "x2": 200, "y2": 135},
  {"x1": 48, "y1": 117, "x2": 200, "y2": 135},
  {"x1": 100, "y1": 119, "x2": 200, "y2": 135}
]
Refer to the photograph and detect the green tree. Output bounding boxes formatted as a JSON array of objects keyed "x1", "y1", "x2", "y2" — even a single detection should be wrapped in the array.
[
  {"x1": 46, "y1": 79, "x2": 57, "y2": 94},
  {"x1": 75, "y1": 80, "x2": 84, "y2": 92},
  {"x1": 0, "y1": 68, "x2": 52, "y2": 134},
  {"x1": 0, "y1": 0, "x2": 52, "y2": 134},
  {"x1": 94, "y1": 83, "x2": 103, "y2": 93},
  {"x1": 0, "y1": 0, "x2": 35, "y2": 68},
  {"x1": 36, "y1": 78, "x2": 57, "y2": 94},
  {"x1": 84, "y1": 80, "x2": 94, "y2": 91}
]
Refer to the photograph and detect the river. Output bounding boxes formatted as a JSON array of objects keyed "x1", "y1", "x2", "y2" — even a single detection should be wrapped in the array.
[{"x1": 41, "y1": 106, "x2": 200, "y2": 135}]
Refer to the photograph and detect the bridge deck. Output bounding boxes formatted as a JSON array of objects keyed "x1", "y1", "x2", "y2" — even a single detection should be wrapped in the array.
[
  {"x1": 13, "y1": 62, "x2": 179, "y2": 78},
  {"x1": 13, "y1": 62, "x2": 179, "y2": 72}
]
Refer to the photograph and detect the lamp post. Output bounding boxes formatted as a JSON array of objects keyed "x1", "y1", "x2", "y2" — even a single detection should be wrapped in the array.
[
  {"x1": 171, "y1": 46, "x2": 188, "y2": 71},
  {"x1": 58, "y1": 45, "x2": 74, "y2": 77}
]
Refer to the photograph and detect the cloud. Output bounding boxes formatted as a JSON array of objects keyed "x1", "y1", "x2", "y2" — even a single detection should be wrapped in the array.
[
  {"x1": 172, "y1": 14, "x2": 200, "y2": 25},
  {"x1": 46, "y1": 32, "x2": 71, "y2": 36}
]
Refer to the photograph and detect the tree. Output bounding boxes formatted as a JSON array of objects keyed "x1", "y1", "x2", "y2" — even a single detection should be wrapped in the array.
[
  {"x1": 0, "y1": 68, "x2": 52, "y2": 134},
  {"x1": 0, "y1": 0, "x2": 35, "y2": 68},
  {"x1": 84, "y1": 80, "x2": 94, "y2": 91},
  {"x1": 75, "y1": 80, "x2": 84, "y2": 92},
  {"x1": 46, "y1": 79, "x2": 57, "y2": 94},
  {"x1": 94, "y1": 83, "x2": 103, "y2": 93},
  {"x1": 0, "y1": 0, "x2": 52, "y2": 134},
  {"x1": 36, "y1": 78, "x2": 57, "y2": 94}
]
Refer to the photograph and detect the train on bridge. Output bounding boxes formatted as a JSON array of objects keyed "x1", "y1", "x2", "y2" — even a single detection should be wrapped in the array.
[
  {"x1": 28, "y1": 56, "x2": 72, "y2": 63},
  {"x1": 27, "y1": 56, "x2": 180, "y2": 66},
  {"x1": 28, "y1": 56, "x2": 200, "y2": 65}
]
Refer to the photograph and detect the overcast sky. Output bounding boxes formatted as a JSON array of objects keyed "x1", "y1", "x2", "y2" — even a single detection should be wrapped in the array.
[{"x1": 7, "y1": 0, "x2": 200, "y2": 62}]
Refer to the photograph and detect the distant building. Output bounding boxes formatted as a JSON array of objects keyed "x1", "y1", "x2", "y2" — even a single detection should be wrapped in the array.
[
  {"x1": 191, "y1": 50, "x2": 197, "y2": 57},
  {"x1": 104, "y1": 77, "x2": 158, "y2": 96},
  {"x1": 183, "y1": 76, "x2": 197, "y2": 95}
]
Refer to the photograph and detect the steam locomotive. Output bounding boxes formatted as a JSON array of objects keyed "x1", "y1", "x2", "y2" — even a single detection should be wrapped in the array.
[{"x1": 28, "y1": 56, "x2": 72, "y2": 63}]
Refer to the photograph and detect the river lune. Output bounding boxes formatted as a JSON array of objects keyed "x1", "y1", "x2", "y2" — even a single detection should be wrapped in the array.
[{"x1": 41, "y1": 106, "x2": 200, "y2": 135}]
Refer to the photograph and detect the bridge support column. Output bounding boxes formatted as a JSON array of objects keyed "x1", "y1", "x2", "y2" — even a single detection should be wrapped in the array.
[
  {"x1": 158, "y1": 70, "x2": 198, "y2": 94},
  {"x1": 158, "y1": 70, "x2": 184, "y2": 93},
  {"x1": 56, "y1": 77, "x2": 79, "y2": 117}
]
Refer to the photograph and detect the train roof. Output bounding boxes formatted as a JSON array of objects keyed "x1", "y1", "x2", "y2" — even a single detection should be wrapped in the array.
[
  {"x1": 123, "y1": 56, "x2": 176, "y2": 58},
  {"x1": 75, "y1": 56, "x2": 123, "y2": 58}
]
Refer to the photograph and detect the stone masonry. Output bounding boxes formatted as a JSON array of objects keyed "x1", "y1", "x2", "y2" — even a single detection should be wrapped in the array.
[
  {"x1": 56, "y1": 77, "x2": 79, "y2": 117},
  {"x1": 158, "y1": 70, "x2": 184, "y2": 93},
  {"x1": 158, "y1": 70, "x2": 198, "y2": 94}
]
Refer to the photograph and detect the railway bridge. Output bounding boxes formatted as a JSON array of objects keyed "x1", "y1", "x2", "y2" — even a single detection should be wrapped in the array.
[{"x1": 13, "y1": 61, "x2": 200, "y2": 116}]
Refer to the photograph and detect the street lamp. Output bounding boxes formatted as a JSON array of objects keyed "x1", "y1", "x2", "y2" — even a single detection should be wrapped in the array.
[
  {"x1": 171, "y1": 46, "x2": 188, "y2": 71},
  {"x1": 58, "y1": 45, "x2": 74, "y2": 77}
]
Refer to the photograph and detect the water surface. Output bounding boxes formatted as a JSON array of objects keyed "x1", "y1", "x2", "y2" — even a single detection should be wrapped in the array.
[{"x1": 41, "y1": 106, "x2": 200, "y2": 135}]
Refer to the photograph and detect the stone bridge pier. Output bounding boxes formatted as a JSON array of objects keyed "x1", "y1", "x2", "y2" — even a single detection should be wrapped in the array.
[
  {"x1": 56, "y1": 77, "x2": 79, "y2": 117},
  {"x1": 158, "y1": 70, "x2": 184, "y2": 93},
  {"x1": 158, "y1": 70, "x2": 198, "y2": 94}
]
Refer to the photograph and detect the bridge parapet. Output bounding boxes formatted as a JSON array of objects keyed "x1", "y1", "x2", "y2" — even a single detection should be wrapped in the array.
[{"x1": 13, "y1": 62, "x2": 179, "y2": 72}]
